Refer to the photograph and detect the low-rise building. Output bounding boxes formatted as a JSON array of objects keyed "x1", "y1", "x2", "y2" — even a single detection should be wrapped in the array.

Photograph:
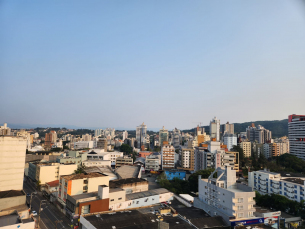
[
  {"x1": 248, "y1": 170, "x2": 305, "y2": 202},
  {"x1": 109, "y1": 178, "x2": 148, "y2": 194},
  {"x1": 138, "y1": 151, "x2": 153, "y2": 158},
  {"x1": 115, "y1": 156, "x2": 133, "y2": 168},
  {"x1": 82, "y1": 160, "x2": 111, "y2": 168},
  {"x1": 165, "y1": 170, "x2": 186, "y2": 180},
  {"x1": 58, "y1": 173, "x2": 109, "y2": 204},
  {"x1": 145, "y1": 155, "x2": 160, "y2": 171},
  {"x1": 28, "y1": 162, "x2": 77, "y2": 189},
  {"x1": 87, "y1": 151, "x2": 123, "y2": 166},
  {"x1": 45, "y1": 180, "x2": 59, "y2": 202},
  {"x1": 194, "y1": 166, "x2": 256, "y2": 224}
]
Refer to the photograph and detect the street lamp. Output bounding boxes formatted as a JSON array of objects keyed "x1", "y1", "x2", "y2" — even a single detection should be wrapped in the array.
[{"x1": 38, "y1": 200, "x2": 47, "y2": 228}]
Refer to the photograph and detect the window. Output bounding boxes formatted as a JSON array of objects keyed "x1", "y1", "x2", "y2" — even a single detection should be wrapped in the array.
[
  {"x1": 238, "y1": 213, "x2": 243, "y2": 218},
  {"x1": 136, "y1": 201, "x2": 139, "y2": 204},
  {"x1": 238, "y1": 206, "x2": 243, "y2": 210},
  {"x1": 248, "y1": 204, "x2": 253, "y2": 209},
  {"x1": 238, "y1": 198, "x2": 243, "y2": 203},
  {"x1": 118, "y1": 198, "x2": 122, "y2": 200},
  {"x1": 111, "y1": 199, "x2": 114, "y2": 201}
]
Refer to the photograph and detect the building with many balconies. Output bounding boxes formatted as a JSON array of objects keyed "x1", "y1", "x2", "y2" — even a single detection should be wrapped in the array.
[
  {"x1": 194, "y1": 166, "x2": 256, "y2": 224},
  {"x1": 248, "y1": 170, "x2": 305, "y2": 202},
  {"x1": 161, "y1": 145, "x2": 176, "y2": 169}
]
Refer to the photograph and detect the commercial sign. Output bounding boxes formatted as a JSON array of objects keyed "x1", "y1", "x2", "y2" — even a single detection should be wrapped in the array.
[{"x1": 231, "y1": 218, "x2": 264, "y2": 227}]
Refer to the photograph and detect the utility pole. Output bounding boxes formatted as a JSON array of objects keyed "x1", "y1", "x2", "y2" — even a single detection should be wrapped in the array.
[
  {"x1": 55, "y1": 220, "x2": 63, "y2": 229},
  {"x1": 38, "y1": 200, "x2": 47, "y2": 229},
  {"x1": 30, "y1": 192, "x2": 35, "y2": 210}
]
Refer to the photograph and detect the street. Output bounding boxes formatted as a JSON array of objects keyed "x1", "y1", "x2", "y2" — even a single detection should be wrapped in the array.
[{"x1": 23, "y1": 179, "x2": 72, "y2": 229}]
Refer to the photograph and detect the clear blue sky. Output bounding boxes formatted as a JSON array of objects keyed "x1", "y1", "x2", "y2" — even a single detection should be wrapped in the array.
[{"x1": 1, "y1": 0, "x2": 305, "y2": 130}]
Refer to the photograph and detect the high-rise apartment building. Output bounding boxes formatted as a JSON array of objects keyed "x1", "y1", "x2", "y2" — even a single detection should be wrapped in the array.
[
  {"x1": 239, "y1": 141, "x2": 251, "y2": 157},
  {"x1": 180, "y1": 148, "x2": 195, "y2": 171},
  {"x1": 45, "y1": 131, "x2": 57, "y2": 149},
  {"x1": 122, "y1": 131, "x2": 128, "y2": 141},
  {"x1": 246, "y1": 124, "x2": 272, "y2": 144},
  {"x1": 82, "y1": 134, "x2": 92, "y2": 141},
  {"x1": 94, "y1": 129, "x2": 103, "y2": 137},
  {"x1": 222, "y1": 122, "x2": 234, "y2": 135},
  {"x1": 288, "y1": 114, "x2": 305, "y2": 160},
  {"x1": 96, "y1": 138, "x2": 107, "y2": 152},
  {"x1": 0, "y1": 123, "x2": 11, "y2": 135},
  {"x1": 136, "y1": 123, "x2": 147, "y2": 149},
  {"x1": 210, "y1": 117, "x2": 220, "y2": 141},
  {"x1": 0, "y1": 136, "x2": 27, "y2": 191},
  {"x1": 172, "y1": 128, "x2": 181, "y2": 148},
  {"x1": 223, "y1": 133, "x2": 237, "y2": 151},
  {"x1": 159, "y1": 126, "x2": 169, "y2": 147},
  {"x1": 161, "y1": 145, "x2": 175, "y2": 169}
]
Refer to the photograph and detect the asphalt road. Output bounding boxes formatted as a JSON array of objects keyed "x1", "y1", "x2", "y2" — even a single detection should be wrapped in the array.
[{"x1": 23, "y1": 179, "x2": 72, "y2": 229}]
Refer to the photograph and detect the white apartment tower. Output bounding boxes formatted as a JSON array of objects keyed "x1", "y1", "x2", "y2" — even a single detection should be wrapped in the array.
[
  {"x1": 122, "y1": 131, "x2": 128, "y2": 141},
  {"x1": 136, "y1": 123, "x2": 147, "y2": 149},
  {"x1": 210, "y1": 117, "x2": 220, "y2": 141},
  {"x1": 159, "y1": 126, "x2": 169, "y2": 147},
  {"x1": 223, "y1": 134, "x2": 237, "y2": 151},
  {"x1": 195, "y1": 166, "x2": 256, "y2": 224},
  {"x1": 288, "y1": 114, "x2": 305, "y2": 160},
  {"x1": 94, "y1": 129, "x2": 103, "y2": 137}
]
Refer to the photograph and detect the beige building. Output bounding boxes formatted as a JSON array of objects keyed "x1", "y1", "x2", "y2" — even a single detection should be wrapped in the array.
[
  {"x1": 59, "y1": 173, "x2": 109, "y2": 203},
  {"x1": 0, "y1": 136, "x2": 27, "y2": 191},
  {"x1": 239, "y1": 141, "x2": 251, "y2": 157},
  {"x1": 16, "y1": 130, "x2": 32, "y2": 149},
  {"x1": 115, "y1": 156, "x2": 133, "y2": 168},
  {"x1": 161, "y1": 144, "x2": 175, "y2": 169},
  {"x1": 109, "y1": 178, "x2": 149, "y2": 194},
  {"x1": 226, "y1": 151, "x2": 239, "y2": 170},
  {"x1": 29, "y1": 162, "x2": 77, "y2": 188},
  {"x1": 180, "y1": 148, "x2": 195, "y2": 171}
]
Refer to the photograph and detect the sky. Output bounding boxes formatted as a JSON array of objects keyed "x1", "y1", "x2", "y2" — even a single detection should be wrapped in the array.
[{"x1": 1, "y1": 0, "x2": 305, "y2": 130}]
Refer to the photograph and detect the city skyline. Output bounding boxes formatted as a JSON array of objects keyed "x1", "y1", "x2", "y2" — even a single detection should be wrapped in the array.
[{"x1": 1, "y1": 0, "x2": 305, "y2": 129}]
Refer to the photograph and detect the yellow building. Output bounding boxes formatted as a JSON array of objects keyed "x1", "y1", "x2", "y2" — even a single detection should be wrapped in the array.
[{"x1": 239, "y1": 141, "x2": 251, "y2": 157}]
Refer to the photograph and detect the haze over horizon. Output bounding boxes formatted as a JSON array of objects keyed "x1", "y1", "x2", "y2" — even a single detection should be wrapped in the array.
[{"x1": 1, "y1": 0, "x2": 305, "y2": 130}]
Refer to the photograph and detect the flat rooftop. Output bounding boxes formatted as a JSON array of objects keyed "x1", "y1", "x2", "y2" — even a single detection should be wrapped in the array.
[
  {"x1": 61, "y1": 172, "x2": 106, "y2": 180},
  {"x1": 109, "y1": 178, "x2": 147, "y2": 187},
  {"x1": 0, "y1": 213, "x2": 20, "y2": 227},
  {"x1": 0, "y1": 190, "x2": 24, "y2": 199},
  {"x1": 83, "y1": 208, "x2": 193, "y2": 229},
  {"x1": 257, "y1": 170, "x2": 280, "y2": 176},
  {"x1": 282, "y1": 178, "x2": 305, "y2": 185},
  {"x1": 126, "y1": 188, "x2": 170, "y2": 200}
]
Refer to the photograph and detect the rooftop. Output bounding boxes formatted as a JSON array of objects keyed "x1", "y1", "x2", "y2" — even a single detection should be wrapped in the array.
[
  {"x1": 84, "y1": 166, "x2": 118, "y2": 180},
  {"x1": 46, "y1": 180, "x2": 59, "y2": 187},
  {"x1": 109, "y1": 178, "x2": 148, "y2": 188},
  {"x1": 126, "y1": 188, "x2": 170, "y2": 200},
  {"x1": 282, "y1": 178, "x2": 305, "y2": 185},
  {"x1": 0, "y1": 213, "x2": 20, "y2": 227},
  {"x1": 0, "y1": 190, "x2": 24, "y2": 199},
  {"x1": 256, "y1": 170, "x2": 280, "y2": 176},
  {"x1": 116, "y1": 165, "x2": 141, "y2": 179},
  {"x1": 71, "y1": 191, "x2": 98, "y2": 201},
  {"x1": 83, "y1": 208, "x2": 193, "y2": 229},
  {"x1": 61, "y1": 172, "x2": 106, "y2": 180}
]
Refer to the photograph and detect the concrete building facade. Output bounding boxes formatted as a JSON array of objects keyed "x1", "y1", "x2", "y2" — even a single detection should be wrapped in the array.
[
  {"x1": 161, "y1": 145, "x2": 176, "y2": 169},
  {"x1": 288, "y1": 114, "x2": 305, "y2": 160},
  {"x1": 0, "y1": 136, "x2": 27, "y2": 191}
]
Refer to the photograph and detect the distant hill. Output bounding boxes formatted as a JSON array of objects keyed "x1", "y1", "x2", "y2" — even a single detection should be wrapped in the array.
[{"x1": 183, "y1": 119, "x2": 288, "y2": 138}]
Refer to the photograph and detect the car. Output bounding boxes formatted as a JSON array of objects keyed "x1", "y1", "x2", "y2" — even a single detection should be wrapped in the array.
[
  {"x1": 33, "y1": 192, "x2": 37, "y2": 195},
  {"x1": 26, "y1": 193, "x2": 30, "y2": 197},
  {"x1": 32, "y1": 211, "x2": 37, "y2": 216}
]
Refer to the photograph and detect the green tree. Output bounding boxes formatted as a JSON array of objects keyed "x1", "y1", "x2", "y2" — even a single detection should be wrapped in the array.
[
  {"x1": 120, "y1": 144, "x2": 133, "y2": 154},
  {"x1": 154, "y1": 146, "x2": 161, "y2": 152},
  {"x1": 188, "y1": 168, "x2": 215, "y2": 192},
  {"x1": 74, "y1": 165, "x2": 86, "y2": 174}
]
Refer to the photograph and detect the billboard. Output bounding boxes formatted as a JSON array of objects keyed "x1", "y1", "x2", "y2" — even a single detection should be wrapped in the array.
[{"x1": 231, "y1": 218, "x2": 264, "y2": 227}]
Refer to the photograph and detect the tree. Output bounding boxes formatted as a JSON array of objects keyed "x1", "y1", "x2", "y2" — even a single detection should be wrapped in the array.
[
  {"x1": 154, "y1": 146, "x2": 161, "y2": 152},
  {"x1": 188, "y1": 168, "x2": 215, "y2": 192},
  {"x1": 74, "y1": 165, "x2": 86, "y2": 174},
  {"x1": 63, "y1": 145, "x2": 69, "y2": 150},
  {"x1": 120, "y1": 144, "x2": 133, "y2": 154}
]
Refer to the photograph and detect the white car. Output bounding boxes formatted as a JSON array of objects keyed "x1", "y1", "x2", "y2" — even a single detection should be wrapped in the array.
[{"x1": 32, "y1": 211, "x2": 37, "y2": 216}]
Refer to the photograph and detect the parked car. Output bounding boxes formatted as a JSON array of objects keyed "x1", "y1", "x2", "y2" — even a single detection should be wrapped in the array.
[
  {"x1": 26, "y1": 193, "x2": 30, "y2": 197},
  {"x1": 32, "y1": 211, "x2": 37, "y2": 216},
  {"x1": 33, "y1": 192, "x2": 37, "y2": 195}
]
